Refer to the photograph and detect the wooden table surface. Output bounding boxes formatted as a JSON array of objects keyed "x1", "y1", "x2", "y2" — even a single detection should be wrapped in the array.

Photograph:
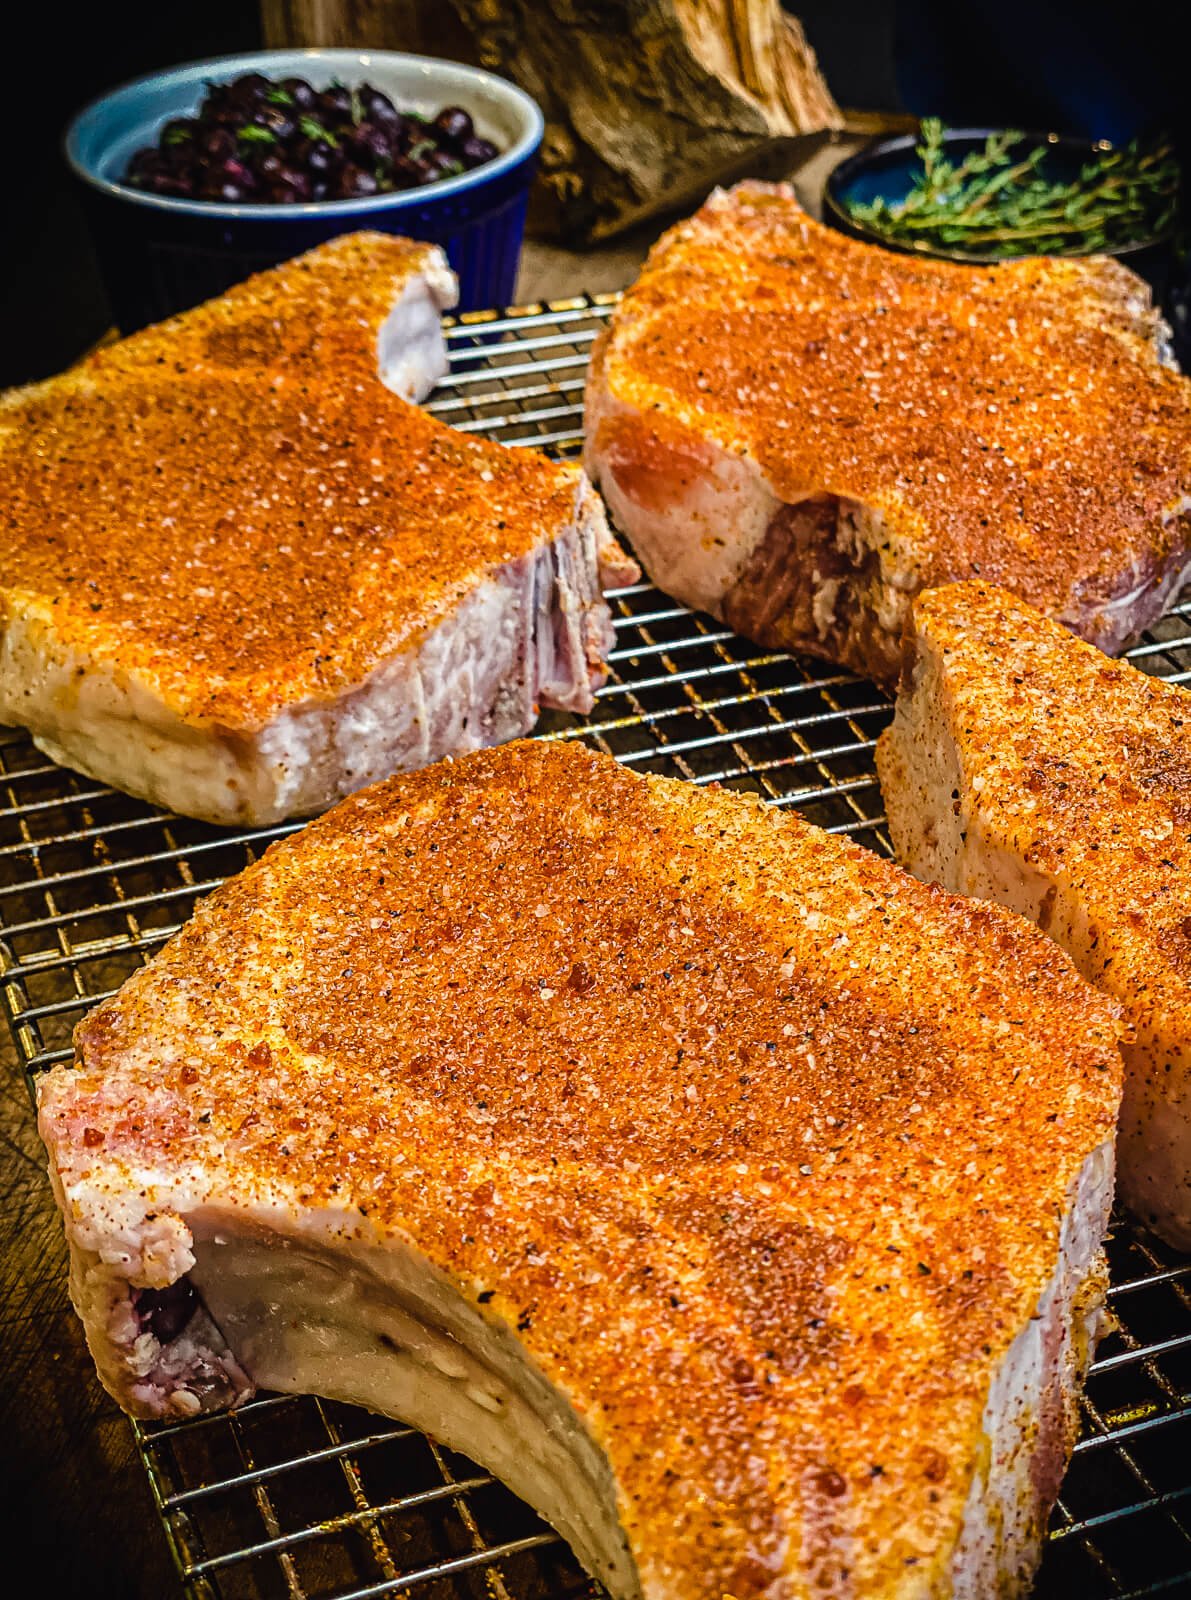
[{"x1": 0, "y1": 132, "x2": 867, "y2": 1598}]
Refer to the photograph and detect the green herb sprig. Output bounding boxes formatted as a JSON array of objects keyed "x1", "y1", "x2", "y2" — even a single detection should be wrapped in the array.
[
  {"x1": 299, "y1": 115, "x2": 338, "y2": 147},
  {"x1": 844, "y1": 119, "x2": 1180, "y2": 258},
  {"x1": 237, "y1": 125, "x2": 277, "y2": 146}
]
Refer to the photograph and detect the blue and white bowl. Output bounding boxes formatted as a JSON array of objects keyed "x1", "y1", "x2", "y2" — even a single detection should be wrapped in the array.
[{"x1": 66, "y1": 48, "x2": 544, "y2": 330}]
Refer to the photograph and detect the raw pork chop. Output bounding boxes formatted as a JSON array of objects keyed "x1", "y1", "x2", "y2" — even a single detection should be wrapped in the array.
[
  {"x1": 0, "y1": 233, "x2": 634, "y2": 825},
  {"x1": 40, "y1": 741, "x2": 1121, "y2": 1599},
  {"x1": 585, "y1": 182, "x2": 1191, "y2": 683},
  {"x1": 877, "y1": 580, "x2": 1191, "y2": 1246}
]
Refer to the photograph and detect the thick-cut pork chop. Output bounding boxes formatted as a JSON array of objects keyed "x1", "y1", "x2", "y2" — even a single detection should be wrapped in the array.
[
  {"x1": 39, "y1": 740, "x2": 1121, "y2": 1599},
  {"x1": 585, "y1": 182, "x2": 1191, "y2": 683},
  {"x1": 0, "y1": 233, "x2": 633, "y2": 826},
  {"x1": 876, "y1": 581, "x2": 1191, "y2": 1247}
]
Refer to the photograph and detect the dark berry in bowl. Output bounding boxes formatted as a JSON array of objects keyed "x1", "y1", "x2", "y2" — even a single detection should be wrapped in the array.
[
  {"x1": 253, "y1": 150, "x2": 286, "y2": 182},
  {"x1": 433, "y1": 106, "x2": 474, "y2": 146},
  {"x1": 290, "y1": 136, "x2": 339, "y2": 178},
  {"x1": 384, "y1": 152, "x2": 422, "y2": 189},
  {"x1": 362, "y1": 85, "x2": 401, "y2": 127},
  {"x1": 199, "y1": 125, "x2": 237, "y2": 162},
  {"x1": 122, "y1": 71, "x2": 504, "y2": 205},
  {"x1": 280, "y1": 165, "x2": 313, "y2": 200},
  {"x1": 199, "y1": 172, "x2": 248, "y2": 203},
  {"x1": 228, "y1": 72, "x2": 270, "y2": 106},
  {"x1": 317, "y1": 84, "x2": 355, "y2": 123},
  {"x1": 253, "y1": 103, "x2": 297, "y2": 141},
  {"x1": 422, "y1": 150, "x2": 465, "y2": 182},
  {"x1": 221, "y1": 158, "x2": 257, "y2": 191},
  {"x1": 459, "y1": 135, "x2": 500, "y2": 169},
  {"x1": 350, "y1": 121, "x2": 395, "y2": 165},
  {"x1": 333, "y1": 163, "x2": 380, "y2": 199},
  {"x1": 280, "y1": 76, "x2": 317, "y2": 110},
  {"x1": 203, "y1": 94, "x2": 244, "y2": 130}
]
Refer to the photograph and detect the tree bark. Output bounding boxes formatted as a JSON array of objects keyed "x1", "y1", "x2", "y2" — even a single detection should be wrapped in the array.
[
  {"x1": 261, "y1": 1, "x2": 476, "y2": 65},
  {"x1": 260, "y1": 0, "x2": 841, "y2": 242}
]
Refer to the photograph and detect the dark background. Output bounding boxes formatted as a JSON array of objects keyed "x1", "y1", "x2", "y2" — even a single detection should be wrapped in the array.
[
  {"x1": 6, "y1": 1, "x2": 1189, "y2": 389},
  {"x1": 4, "y1": 2, "x2": 264, "y2": 389},
  {"x1": 1, "y1": 2, "x2": 901, "y2": 389}
]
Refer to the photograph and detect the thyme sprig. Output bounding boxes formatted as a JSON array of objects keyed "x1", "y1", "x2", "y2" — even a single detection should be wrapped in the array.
[{"x1": 844, "y1": 119, "x2": 1180, "y2": 258}]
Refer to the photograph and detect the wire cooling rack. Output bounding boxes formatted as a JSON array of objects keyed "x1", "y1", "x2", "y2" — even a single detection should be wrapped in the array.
[{"x1": 3, "y1": 294, "x2": 1191, "y2": 1600}]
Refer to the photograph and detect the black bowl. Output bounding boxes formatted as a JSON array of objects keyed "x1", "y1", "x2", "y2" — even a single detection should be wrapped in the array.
[{"x1": 823, "y1": 127, "x2": 1175, "y2": 292}]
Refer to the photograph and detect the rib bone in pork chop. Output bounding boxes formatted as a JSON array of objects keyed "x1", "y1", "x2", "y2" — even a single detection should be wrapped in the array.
[
  {"x1": 584, "y1": 182, "x2": 1191, "y2": 683},
  {"x1": 39, "y1": 741, "x2": 1121, "y2": 1598},
  {"x1": 0, "y1": 234, "x2": 634, "y2": 825},
  {"x1": 877, "y1": 580, "x2": 1191, "y2": 1247}
]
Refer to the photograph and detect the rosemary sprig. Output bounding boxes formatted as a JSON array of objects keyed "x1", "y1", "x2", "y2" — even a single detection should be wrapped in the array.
[
  {"x1": 844, "y1": 119, "x2": 1180, "y2": 258},
  {"x1": 299, "y1": 115, "x2": 338, "y2": 147}
]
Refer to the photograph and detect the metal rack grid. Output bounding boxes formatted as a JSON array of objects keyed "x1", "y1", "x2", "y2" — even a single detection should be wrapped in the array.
[{"x1": 2, "y1": 294, "x2": 1190, "y2": 1599}]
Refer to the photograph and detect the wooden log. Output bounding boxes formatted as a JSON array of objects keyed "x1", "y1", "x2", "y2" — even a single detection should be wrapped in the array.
[
  {"x1": 261, "y1": 1, "x2": 475, "y2": 62},
  {"x1": 260, "y1": 0, "x2": 841, "y2": 242}
]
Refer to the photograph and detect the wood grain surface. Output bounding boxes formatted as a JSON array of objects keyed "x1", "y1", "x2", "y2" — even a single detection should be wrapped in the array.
[
  {"x1": 262, "y1": 0, "x2": 840, "y2": 242},
  {"x1": 0, "y1": 1031, "x2": 180, "y2": 1597}
]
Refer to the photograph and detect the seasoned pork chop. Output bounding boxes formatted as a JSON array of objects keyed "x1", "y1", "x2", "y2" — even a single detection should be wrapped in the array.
[
  {"x1": 0, "y1": 234, "x2": 633, "y2": 825},
  {"x1": 876, "y1": 581, "x2": 1191, "y2": 1246},
  {"x1": 40, "y1": 741, "x2": 1120, "y2": 1598},
  {"x1": 585, "y1": 182, "x2": 1191, "y2": 683}
]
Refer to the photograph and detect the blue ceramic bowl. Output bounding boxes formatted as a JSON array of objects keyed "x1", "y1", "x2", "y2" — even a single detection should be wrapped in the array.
[{"x1": 66, "y1": 48, "x2": 544, "y2": 330}]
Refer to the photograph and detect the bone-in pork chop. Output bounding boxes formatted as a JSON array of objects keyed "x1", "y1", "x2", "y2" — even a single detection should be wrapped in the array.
[
  {"x1": 585, "y1": 182, "x2": 1191, "y2": 683},
  {"x1": 0, "y1": 233, "x2": 633, "y2": 825},
  {"x1": 39, "y1": 740, "x2": 1120, "y2": 1598},
  {"x1": 877, "y1": 580, "x2": 1191, "y2": 1247}
]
